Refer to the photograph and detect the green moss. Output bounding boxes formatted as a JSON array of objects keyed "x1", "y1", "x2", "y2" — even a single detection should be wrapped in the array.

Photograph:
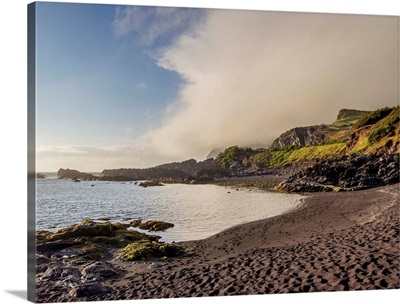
[
  {"x1": 130, "y1": 219, "x2": 141, "y2": 227},
  {"x1": 367, "y1": 107, "x2": 399, "y2": 143},
  {"x1": 138, "y1": 220, "x2": 174, "y2": 231},
  {"x1": 81, "y1": 244, "x2": 104, "y2": 260},
  {"x1": 50, "y1": 220, "x2": 114, "y2": 241},
  {"x1": 92, "y1": 236, "x2": 130, "y2": 248},
  {"x1": 216, "y1": 146, "x2": 258, "y2": 169},
  {"x1": 119, "y1": 241, "x2": 184, "y2": 261},
  {"x1": 332, "y1": 109, "x2": 369, "y2": 127},
  {"x1": 36, "y1": 230, "x2": 53, "y2": 243},
  {"x1": 112, "y1": 222, "x2": 131, "y2": 230},
  {"x1": 119, "y1": 241, "x2": 158, "y2": 261},
  {"x1": 269, "y1": 143, "x2": 346, "y2": 167}
]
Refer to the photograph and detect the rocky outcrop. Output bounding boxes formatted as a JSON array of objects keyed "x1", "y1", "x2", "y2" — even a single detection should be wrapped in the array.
[
  {"x1": 138, "y1": 220, "x2": 174, "y2": 231},
  {"x1": 36, "y1": 219, "x2": 185, "y2": 298},
  {"x1": 138, "y1": 181, "x2": 164, "y2": 187},
  {"x1": 276, "y1": 151, "x2": 399, "y2": 192},
  {"x1": 271, "y1": 109, "x2": 370, "y2": 149},
  {"x1": 57, "y1": 168, "x2": 97, "y2": 181},
  {"x1": 271, "y1": 125, "x2": 339, "y2": 149}
]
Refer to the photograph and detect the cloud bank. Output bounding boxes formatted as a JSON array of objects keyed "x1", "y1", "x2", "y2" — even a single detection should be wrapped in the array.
[
  {"x1": 38, "y1": 9, "x2": 398, "y2": 171},
  {"x1": 141, "y1": 10, "x2": 398, "y2": 161}
]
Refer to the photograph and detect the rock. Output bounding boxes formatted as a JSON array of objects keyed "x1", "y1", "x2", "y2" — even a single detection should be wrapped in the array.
[
  {"x1": 276, "y1": 151, "x2": 399, "y2": 193},
  {"x1": 49, "y1": 220, "x2": 114, "y2": 241},
  {"x1": 97, "y1": 217, "x2": 110, "y2": 221},
  {"x1": 40, "y1": 266, "x2": 81, "y2": 283},
  {"x1": 69, "y1": 283, "x2": 112, "y2": 297},
  {"x1": 138, "y1": 220, "x2": 174, "y2": 231},
  {"x1": 111, "y1": 222, "x2": 131, "y2": 230},
  {"x1": 82, "y1": 262, "x2": 119, "y2": 282},
  {"x1": 36, "y1": 238, "x2": 85, "y2": 253},
  {"x1": 130, "y1": 219, "x2": 142, "y2": 227},
  {"x1": 138, "y1": 180, "x2": 164, "y2": 187},
  {"x1": 119, "y1": 240, "x2": 184, "y2": 261}
]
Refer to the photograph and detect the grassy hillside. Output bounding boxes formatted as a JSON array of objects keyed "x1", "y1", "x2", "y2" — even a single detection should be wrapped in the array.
[
  {"x1": 331, "y1": 109, "x2": 370, "y2": 127},
  {"x1": 216, "y1": 106, "x2": 399, "y2": 171},
  {"x1": 347, "y1": 106, "x2": 399, "y2": 154}
]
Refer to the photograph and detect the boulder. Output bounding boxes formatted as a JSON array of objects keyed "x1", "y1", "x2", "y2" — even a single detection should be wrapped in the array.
[
  {"x1": 138, "y1": 220, "x2": 174, "y2": 231},
  {"x1": 50, "y1": 220, "x2": 114, "y2": 241},
  {"x1": 82, "y1": 262, "x2": 119, "y2": 282}
]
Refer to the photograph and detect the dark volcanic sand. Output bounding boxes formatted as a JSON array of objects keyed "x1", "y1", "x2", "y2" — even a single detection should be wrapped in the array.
[{"x1": 37, "y1": 184, "x2": 399, "y2": 302}]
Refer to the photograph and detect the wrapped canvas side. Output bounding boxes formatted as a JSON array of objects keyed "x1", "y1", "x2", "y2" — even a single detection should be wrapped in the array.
[{"x1": 27, "y1": 2, "x2": 36, "y2": 303}]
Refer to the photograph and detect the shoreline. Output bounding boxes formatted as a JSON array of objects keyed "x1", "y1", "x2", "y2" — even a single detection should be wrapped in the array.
[{"x1": 36, "y1": 183, "x2": 400, "y2": 302}]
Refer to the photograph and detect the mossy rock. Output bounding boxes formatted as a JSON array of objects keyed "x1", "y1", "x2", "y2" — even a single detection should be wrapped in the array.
[
  {"x1": 158, "y1": 243, "x2": 184, "y2": 257},
  {"x1": 139, "y1": 220, "x2": 174, "y2": 231},
  {"x1": 119, "y1": 241, "x2": 159, "y2": 261},
  {"x1": 50, "y1": 220, "x2": 114, "y2": 241},
  {"x1": 111, "y1": 222, "x2": 131, "y2": 230},
  {"x1": 36, "y1": 230, "x2": 53, "y2": 243},
  {"x1": 81, "y1": 244, "x2": 104, "y2": 260},
  {"x1": 114, "y1": 229, "x2": 149, "y2": 242},
  {"x1": 119, "y1": 241, "x2": 184, "y2": 261},
  {"x1": 130, "y1": 219, "x2": 141, "y2": 227},
  {"x1": 92, "y1": 236, "x2": 131, "y2": 248}
]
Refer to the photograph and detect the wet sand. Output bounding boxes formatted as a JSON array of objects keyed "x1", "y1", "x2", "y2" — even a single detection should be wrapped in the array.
[{"x1": 37, "y1": 184, "x2": 399, "y2": 302}]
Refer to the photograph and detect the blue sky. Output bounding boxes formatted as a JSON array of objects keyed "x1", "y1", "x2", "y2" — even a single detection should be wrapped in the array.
[
  {"x1": 37, "y1": 2, "x2": 199, "y2": 146},
  {"x1": 35, "y1": 3, "x2": 399, "y2": 171}
]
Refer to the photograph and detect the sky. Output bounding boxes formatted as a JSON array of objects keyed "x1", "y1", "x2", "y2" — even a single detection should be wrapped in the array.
[{"x1": 35, "y1": 2, "x2": 399, "y2": 172}]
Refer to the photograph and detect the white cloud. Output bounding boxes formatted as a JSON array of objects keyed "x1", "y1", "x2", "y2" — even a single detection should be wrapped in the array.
[{"x1": 141, "y1": 10, "x2": 398, "y2": 161}]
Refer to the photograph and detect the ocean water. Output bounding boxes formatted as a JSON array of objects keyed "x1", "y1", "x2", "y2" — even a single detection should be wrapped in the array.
[{"x1": 36, "y1": 174, "x2": 303, "y2": 242}]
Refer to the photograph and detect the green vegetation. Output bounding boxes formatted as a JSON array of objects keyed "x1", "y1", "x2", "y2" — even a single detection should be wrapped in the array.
[
  {"x1": 367, "y1": 107, "x2": 399, "y2": 142},
  {"x1": 353, "y1": 106, "x2": 393, "y2": 129},
  {"x1": 347, "y1": 106, "x2": 399, "y2": 154},
  {"x1": 216, "y1": 146, "x2": 258, "y2": 168},
  {"x1": 214, "y1": 106, "x2": 398, "y2": 172},
  {"x1": 119, "y1": 240, "x2": 184, "y2": 261},
  {"x1": 269, "y1": 143, "x2": 346, "y2": 167},
  {"x1": 332, "y1": 109, "x2": 370, "y2": 127}
]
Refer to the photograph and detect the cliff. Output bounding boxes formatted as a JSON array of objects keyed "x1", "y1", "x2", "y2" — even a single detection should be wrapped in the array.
[
  {"x1": 270, "y1": 109, "x2": 370, "y2": 149},
  {"x1": 215, "y1": 106, "x2": 398, "y2": 175}
]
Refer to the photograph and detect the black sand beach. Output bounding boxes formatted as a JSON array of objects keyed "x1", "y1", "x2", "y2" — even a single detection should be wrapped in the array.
[{"x1": 36, "y1": 183, "x2": 400, "y2": 302}]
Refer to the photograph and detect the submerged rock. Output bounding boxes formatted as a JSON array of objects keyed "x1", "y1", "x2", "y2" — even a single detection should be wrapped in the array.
[{"x1": 138, "y1": 180, "x2": 164, "y2": 187}]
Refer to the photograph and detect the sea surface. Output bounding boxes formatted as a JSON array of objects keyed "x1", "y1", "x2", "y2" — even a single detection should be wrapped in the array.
[{"x1": 36, "y1": 174, "x2": 304, "y2": 242}]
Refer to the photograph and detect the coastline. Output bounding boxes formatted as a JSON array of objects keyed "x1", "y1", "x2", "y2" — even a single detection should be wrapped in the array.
[{"x1": 36, "y1": 183, "x2": 400, "y2": 302}]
